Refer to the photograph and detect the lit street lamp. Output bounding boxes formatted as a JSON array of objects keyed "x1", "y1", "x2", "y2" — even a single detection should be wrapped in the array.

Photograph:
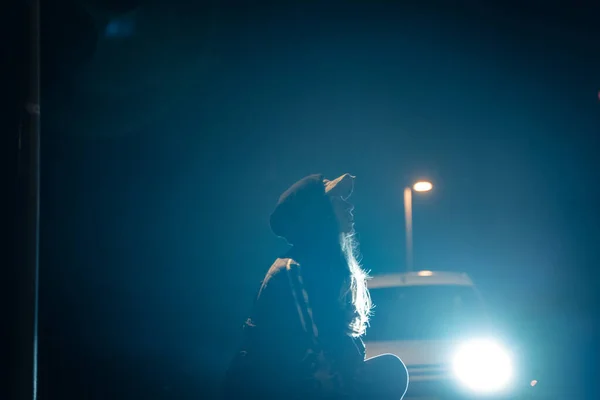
[{"x1": 404, "y1": 181, "x2": 433, "y2": 272}]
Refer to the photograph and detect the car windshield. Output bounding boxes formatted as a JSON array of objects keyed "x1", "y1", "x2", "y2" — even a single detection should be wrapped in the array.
[{"x1": 366, "y1": 284, "x2": 489, "y2": 341}]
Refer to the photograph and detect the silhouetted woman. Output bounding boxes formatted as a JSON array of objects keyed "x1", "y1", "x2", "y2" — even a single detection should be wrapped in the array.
[{"x1": 223, "y1": 173, "x2": 408, "y2": 399}]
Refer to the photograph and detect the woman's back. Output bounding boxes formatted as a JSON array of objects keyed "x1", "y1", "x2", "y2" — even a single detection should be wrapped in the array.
[
  {"x1": 224, "y1": 257, "x2": 361, "y2": 394},
  {"x1": 242, "y1": 258, "x2": 309, "y2": 364}
]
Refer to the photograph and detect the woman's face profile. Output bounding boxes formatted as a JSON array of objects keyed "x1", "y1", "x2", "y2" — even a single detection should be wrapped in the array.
[{"x1": 330, "y1": 196, "x2": 355, "y2": 234}]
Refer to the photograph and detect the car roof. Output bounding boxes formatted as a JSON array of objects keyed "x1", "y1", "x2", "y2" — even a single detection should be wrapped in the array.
[{"x1": 368, "y1": 271, "x2": 474, "y2": 289}]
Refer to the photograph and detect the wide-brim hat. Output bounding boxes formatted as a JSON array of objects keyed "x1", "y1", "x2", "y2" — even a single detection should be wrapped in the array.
[{"x1": 269, "y1": 173, "x2": 355, "y2": 241}]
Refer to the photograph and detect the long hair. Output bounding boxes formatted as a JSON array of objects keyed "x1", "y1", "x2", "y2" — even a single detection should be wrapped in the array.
[{"x1": 340, "y1": 232, "x2": 372, "y2": 337}]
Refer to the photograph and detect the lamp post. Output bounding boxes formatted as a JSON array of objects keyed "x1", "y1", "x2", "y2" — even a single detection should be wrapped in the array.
[{"x1": 404, "y1": 181, "x2": 433, "y2": 272}]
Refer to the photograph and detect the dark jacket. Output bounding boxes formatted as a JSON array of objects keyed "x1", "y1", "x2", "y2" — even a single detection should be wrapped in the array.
[{"x1": 223, "y1": 255, "x2": 365, "y2": 398}]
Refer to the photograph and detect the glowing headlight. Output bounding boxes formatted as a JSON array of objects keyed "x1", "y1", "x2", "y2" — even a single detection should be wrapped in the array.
[{"x1": 452, "y1": 339, "x2": 513, "y2": 393}]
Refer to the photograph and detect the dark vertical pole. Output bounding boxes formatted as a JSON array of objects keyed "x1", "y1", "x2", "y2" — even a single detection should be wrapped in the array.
[{"x1": 14, "y1": 0, "x2": 41, "y2": 398}]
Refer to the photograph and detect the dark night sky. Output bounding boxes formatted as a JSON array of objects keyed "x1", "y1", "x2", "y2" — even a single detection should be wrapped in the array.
[{"x1": 9, "y1": 0, "x2": 600, "y2": 398}]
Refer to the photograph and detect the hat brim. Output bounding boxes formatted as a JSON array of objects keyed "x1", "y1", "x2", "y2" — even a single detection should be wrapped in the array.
[{"x1": 324, "y1": 173, "x2": 355, "y2": 200}]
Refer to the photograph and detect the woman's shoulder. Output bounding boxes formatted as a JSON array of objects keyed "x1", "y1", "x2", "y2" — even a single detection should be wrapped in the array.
[
  {"x1": 255, "y1": 257, "x2": 301, "y2": 299},
  {"x1": 262, "y1": 257, "x2": 301, "y2": 285}
]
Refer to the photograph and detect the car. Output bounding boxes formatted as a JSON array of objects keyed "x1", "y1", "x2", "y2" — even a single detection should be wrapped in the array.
[{"x1": 364, "y1": 270, "x2": 539, "y2": 399}]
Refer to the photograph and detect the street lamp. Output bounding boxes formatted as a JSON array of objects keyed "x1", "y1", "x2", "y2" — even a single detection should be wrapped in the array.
[{"x1": 404, "y1": 181, "x2": 433, "y2": 272}]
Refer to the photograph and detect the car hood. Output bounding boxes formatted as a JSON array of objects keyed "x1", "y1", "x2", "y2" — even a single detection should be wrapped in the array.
[
  {"x1": 365, "y1": 339, "x2": 455, "y2": 366},
  {"x1": 365, "y1": 339, "x2": 456, "y2": 382}
]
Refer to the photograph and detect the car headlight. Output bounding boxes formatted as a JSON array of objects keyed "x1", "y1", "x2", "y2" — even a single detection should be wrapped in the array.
[{"x1": 452, "y1": 339, "x2": 513, "y2": 393}]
